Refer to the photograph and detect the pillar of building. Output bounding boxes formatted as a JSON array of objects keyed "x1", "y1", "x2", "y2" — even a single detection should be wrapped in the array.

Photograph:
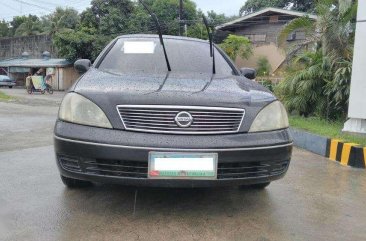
[{"x1": 343, "y1": 1, "x2": 366, "y2": 134}]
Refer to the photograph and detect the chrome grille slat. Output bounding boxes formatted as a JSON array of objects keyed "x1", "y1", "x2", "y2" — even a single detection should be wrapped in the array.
[
  {"x1": 119, "y1": 113, "x2": 177, "y2": 117},
  {"x1": 192, "y1": 118, "x2": 242, "y2": 121},
  {"x1": 119, "y1": 109, "x2": 179, "y2": 113},
  {"x1": 126, "y1": 125, "x2": 237, "y2": 131},
  {"x1": 191, "y1": 115, "x2": 242, "y2": 118},
  {"x1": 122, "y1": 116, "x2": 176, "y2": 120},
  {"x1": 189, "y1": 111, "x2": 243, "y2": 114},
  {"x1": 191, "y1": 121, "x2": 241, "y2": 124},
  {"x1": 117, "y1": 105, "x2": 245, "y2": 135},
  {"x1": 123, "y1": 119, "x2": 175, "y2": 124},
  {"x1": 190, "y1": 124, "x2": 239, "y2": 127}
]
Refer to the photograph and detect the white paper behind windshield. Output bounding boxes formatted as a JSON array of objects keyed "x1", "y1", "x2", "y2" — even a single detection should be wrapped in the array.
[{"x1": 123, "y1": 41, "x2": 156, "y2": 54}]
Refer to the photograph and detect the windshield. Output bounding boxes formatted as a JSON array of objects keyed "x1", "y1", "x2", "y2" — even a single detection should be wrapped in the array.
[{"x1": 98, "y1": 38, "x2": 235, "y2": 76}]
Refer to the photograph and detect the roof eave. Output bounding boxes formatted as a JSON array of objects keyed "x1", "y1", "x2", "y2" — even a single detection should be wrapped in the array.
[{"x1": 216, "y1": 7, "x2": 317, "y2": 30}]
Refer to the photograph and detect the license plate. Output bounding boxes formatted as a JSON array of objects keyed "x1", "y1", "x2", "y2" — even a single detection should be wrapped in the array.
[{"x1": 148, "y1": 152, "x2": 218, "y2": 180}]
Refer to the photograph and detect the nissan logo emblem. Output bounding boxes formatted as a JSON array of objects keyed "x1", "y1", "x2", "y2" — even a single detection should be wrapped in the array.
[{"x1": 175, "y1": 111, "x2": 193, "y2": 128}]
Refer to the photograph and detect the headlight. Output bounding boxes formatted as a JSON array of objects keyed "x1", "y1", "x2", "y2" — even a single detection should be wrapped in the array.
[
  {"x1": 249, "y1": 101, "x2": 289, "y2": 132},
  {"x1": 59, "y1": 93, "x2": 112, "y2": 129}
]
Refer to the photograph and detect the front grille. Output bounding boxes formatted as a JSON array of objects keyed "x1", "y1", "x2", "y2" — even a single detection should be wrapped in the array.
[
  {"x1": 217, "y1": 160, "x2": 289, "y2": 179},
  {"x1": 117, "y1": 105, "x2": 245, "y2": 134},
  {"x1": 84, "y1": 159, "x2": 148, "y2": 179}
]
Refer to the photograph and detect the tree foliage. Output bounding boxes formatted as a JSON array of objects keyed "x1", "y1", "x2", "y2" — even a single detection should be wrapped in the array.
[
  {"x1": 240, "y1": 0, "x2": 316, "y2": 16},
  {"x1": 14, "y1": 15, "x2": 43, "y2": 36},
  {"x1": 219, "y1": 34, "x2": 253, "y2": 61},
  {"x1": 256, "y1": 57, "x2": 272, "y2": 76},
  {"x1": 53, "y1": 29, "x2": 97, "y2": 61},
  {"x1": 0, "y1": 20, "x2": 10, "y2": 37},
  {"x1": 0, "y1": 0, "x2": 236, "y2": 62},
  {"x1": 42, "y1": 7, "x2": 80, "y2": 36},
  {"x1": 52, "y1": 0, "x2": 234, "y2": 61}
]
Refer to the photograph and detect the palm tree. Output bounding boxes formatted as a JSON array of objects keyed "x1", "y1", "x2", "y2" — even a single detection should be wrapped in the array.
[
  {"x1": 276, "y1": 0, "x2": 357, "y2": 120},
  {"x1": 43, "y1": 15, "x2": 73, "y2": 37},
  {"x1": 278, "y1": 0, "x2": 357, "y2": 61},
  {"x1": 276, "y1": 51, "x2": 331, "y2": 117},
  {"x1": 15, "y1": 17, "x2": 43, "y2": 36},
  {"x1": 43, "y1": 7, "x2": 80, "y2": 37}
]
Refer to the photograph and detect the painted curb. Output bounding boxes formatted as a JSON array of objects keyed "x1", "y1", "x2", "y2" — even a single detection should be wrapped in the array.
[{"x1": 290, "y1": 128, "x2": 366, "y2": 169}]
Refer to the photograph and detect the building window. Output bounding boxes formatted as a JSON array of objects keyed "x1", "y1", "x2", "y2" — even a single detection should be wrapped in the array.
[
  {"x1": 295, "y1": 31, "x2": 306, "y2": 40},
  {"x1": 287, "y1": 31, "x2": 306, "y2": 41},
  {"x1": 245, "y1": 34, "x2": 267, "y2": 42}
]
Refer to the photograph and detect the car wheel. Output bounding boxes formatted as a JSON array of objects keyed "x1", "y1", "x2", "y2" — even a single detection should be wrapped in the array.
[
  {"x1": 8, "y1": 86, "x2": 13, "y2": 89},
  {"x1": 60, "y1": 175, "x2": 92, "y2": 188}
]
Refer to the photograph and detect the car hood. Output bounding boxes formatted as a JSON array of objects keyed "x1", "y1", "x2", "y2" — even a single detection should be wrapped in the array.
[{"x1": 72, "y1": 68, "x2": 276, "y2": 131}]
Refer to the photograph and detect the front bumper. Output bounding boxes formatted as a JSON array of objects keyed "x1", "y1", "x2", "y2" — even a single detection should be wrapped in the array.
[{"x1": 54, "y1": 121, "x2": 293, "y2": 187}]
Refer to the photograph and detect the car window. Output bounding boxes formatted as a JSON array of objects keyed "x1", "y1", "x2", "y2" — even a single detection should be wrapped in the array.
[{"x1": 98, "y1": 38, "x2": 235, "y2": 76}]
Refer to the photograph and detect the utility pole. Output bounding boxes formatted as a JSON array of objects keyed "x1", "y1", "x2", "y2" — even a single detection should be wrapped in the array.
[{"x1": 179, "y1": 0, "x2": 183, "y2": 36}]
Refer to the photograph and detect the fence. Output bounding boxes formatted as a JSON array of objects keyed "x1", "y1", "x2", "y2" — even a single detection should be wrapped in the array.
[{"x1": 0, "y1": 34, "x2": 55, "y2": 60}]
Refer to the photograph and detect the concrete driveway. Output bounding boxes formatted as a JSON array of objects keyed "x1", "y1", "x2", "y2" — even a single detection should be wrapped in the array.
[{"x1": 1, "y1": 89, "x2": 366, "y2": 241}]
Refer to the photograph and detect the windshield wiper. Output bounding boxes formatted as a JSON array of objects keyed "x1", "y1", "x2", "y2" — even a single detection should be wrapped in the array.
[
  {"x1": 138, "y1": 0, "x2": 171, "y2": 72},
  {"x1": 202, "y1": 15, "x2": 216, "y2": 74}
]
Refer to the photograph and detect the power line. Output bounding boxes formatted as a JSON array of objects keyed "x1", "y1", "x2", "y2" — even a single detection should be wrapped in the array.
[
  {"x1": 1, "y1": 0, "x2": 90, "y2": 20},
  {"x1": 11, "y1": 0, "x2": 53, "y2": 11},
  {"x1": 28, "y1": 0, "x2": 60, "y2": 7},
  {"x1": 2, "y1": 1, "x2": 20, "y2": 13},
  {"x1": 179, "y1": 0, "x2": 183, "y2": 36}
]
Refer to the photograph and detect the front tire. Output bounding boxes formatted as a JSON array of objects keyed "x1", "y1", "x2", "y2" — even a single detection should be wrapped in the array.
[
  {"x1": 61, "y1": 175, "x2": 92, "y2": 188},
  {"x1": 9, "y1": 86, "x2": 13, "y2": 89}
]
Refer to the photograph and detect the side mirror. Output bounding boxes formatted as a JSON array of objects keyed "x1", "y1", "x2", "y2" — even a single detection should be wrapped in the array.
[
  {"x1": 74, "y1": 59, "x2": 91, "y2": 74},
  {"x1": 240, "y1": 68, "x2": 256, "y2": 80}
]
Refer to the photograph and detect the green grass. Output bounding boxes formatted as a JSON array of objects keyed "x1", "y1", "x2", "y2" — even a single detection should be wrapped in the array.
[
  {"x1": 289, "y1": 116, "x2": 366, "y2": 147},
  {"x1": 0, "y1": 91, "x2": 13, "y2": 101}
]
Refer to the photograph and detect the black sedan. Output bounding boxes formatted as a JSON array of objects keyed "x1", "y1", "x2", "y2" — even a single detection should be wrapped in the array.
[
  {"x1": 0, "y1": 75, "x2": 16, "y2": 88},
  {"x1": 54, "y1": 35, "x2": 292, "y2": 189}
]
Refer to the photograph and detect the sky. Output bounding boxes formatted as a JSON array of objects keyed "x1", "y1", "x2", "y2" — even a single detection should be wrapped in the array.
[{"x1": 0, "y1": 0, "x2": 245, "y2": 21}]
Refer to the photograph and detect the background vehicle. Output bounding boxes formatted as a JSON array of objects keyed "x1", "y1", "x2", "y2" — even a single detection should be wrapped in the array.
[{"x1": 0, "y1": 75, "x2": 16, "y2": 88}]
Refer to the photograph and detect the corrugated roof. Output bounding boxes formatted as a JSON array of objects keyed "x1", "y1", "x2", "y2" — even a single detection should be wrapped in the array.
[
  {"x1": 216, "y1": 7, "x2": 317, "y2": 30},
  {"x1": 0, "y1": 58, "x2": 72, "y2": 68}
]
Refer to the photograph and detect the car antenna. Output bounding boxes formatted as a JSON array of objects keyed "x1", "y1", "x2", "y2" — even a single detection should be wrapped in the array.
[
  {"x1": 138, "y1": 0, "x2": 171, "y2": 72},
  {"x1": 202, "y1": 15, "x2": 216, "y2": 74}
]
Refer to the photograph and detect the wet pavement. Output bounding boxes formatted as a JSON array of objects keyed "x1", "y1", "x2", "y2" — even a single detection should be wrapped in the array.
[{"x1": 1, "y1": 89, "x2": 366, "y2": 241}]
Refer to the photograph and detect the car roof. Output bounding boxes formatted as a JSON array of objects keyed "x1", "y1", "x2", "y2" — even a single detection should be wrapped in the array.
[{"x1": 116, "y1": 34, "x2": 210, "y2": 45}]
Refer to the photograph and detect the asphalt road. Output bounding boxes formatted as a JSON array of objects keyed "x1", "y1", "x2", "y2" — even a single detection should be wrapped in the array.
[{"x1": 1, "y1": 89, "x2": 366, "y2": 241}]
